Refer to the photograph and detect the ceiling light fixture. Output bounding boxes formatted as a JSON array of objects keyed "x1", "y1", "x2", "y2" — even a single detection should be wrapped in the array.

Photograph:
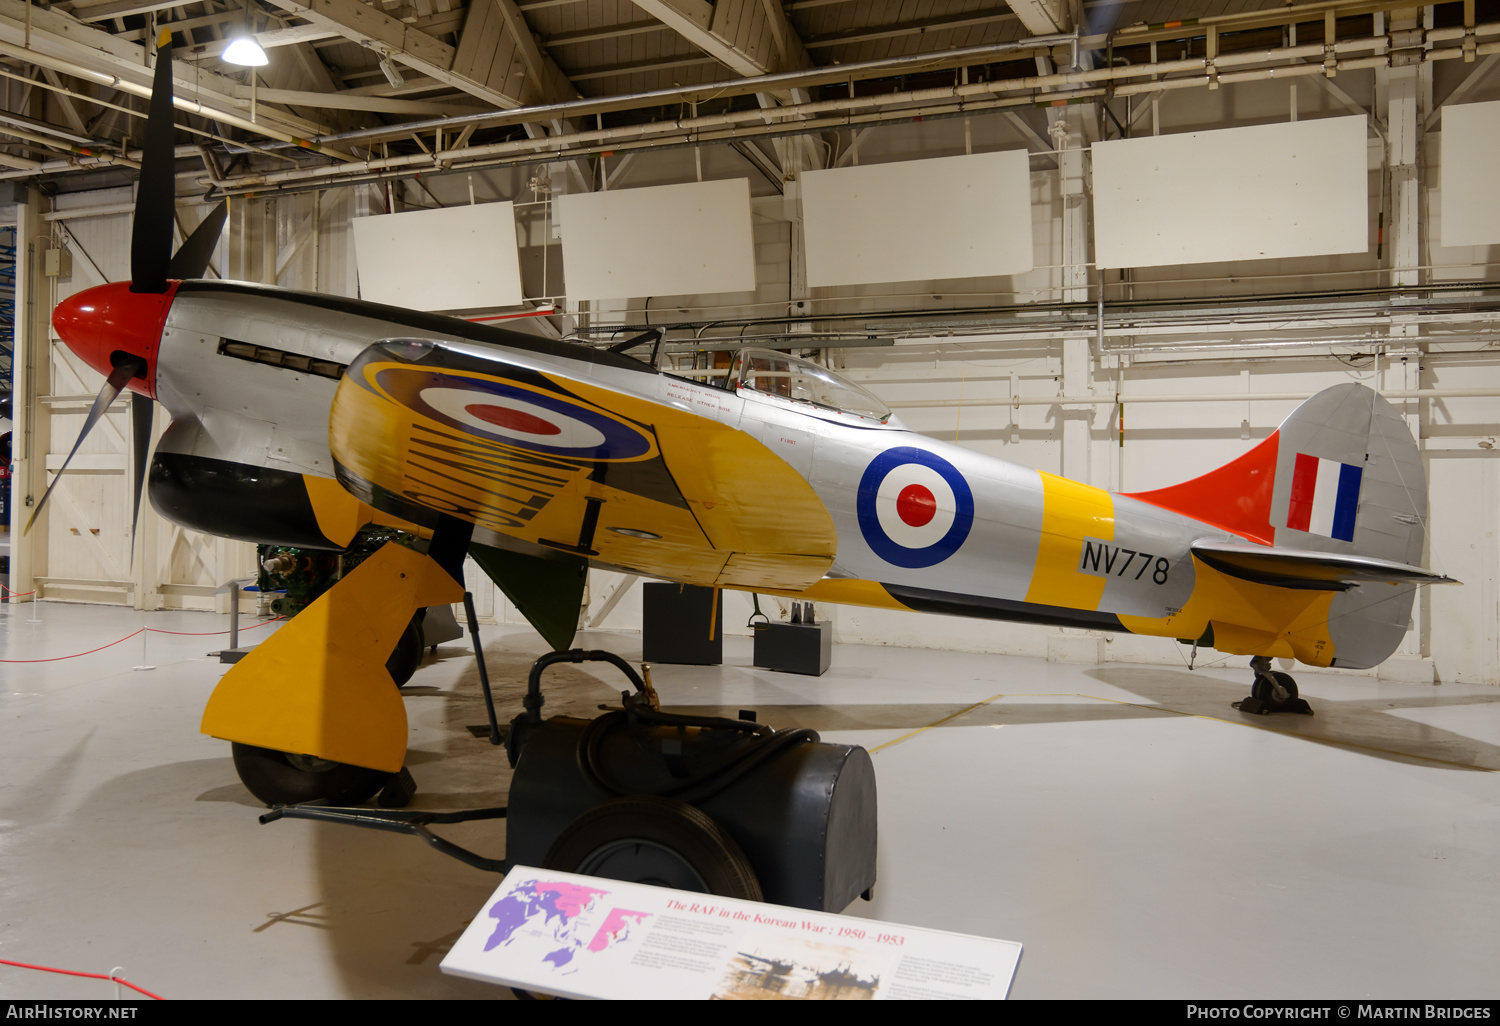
[
  {"x1": 223, "y1": 36, "x2": 268, "y2": 66},
  {"x1": 223, "y1": 2, "x2": 268, "y2": 67}
]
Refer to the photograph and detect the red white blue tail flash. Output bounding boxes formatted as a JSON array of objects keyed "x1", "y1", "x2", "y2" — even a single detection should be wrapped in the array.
[{"x1": 1286, "y1": 454, "x2": 1363, "y2": 542}]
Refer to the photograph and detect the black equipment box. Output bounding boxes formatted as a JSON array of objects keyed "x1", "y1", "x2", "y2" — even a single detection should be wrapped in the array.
[
  {"x1": 753, "y1": 621, "x2": 832, "y2": 676},
  {"x1": 507, "y1": 714, "x2": 877, "y2": 912},
  {"x1": 262, "y1": 650, "x2": 878, "y2": 914},
  {"x1": 642, "y1": 582, "x2": 722, "y2": 665}
]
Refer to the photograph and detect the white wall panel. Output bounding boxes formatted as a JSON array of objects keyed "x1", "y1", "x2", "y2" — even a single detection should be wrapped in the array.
[
  {"x1": 801, "y1": 151, "x2": 1034, "y2": 287},
  {"x1": 352, "y1": 203, "x2": 523, "y2": 310},
  {"x1": 1440, "y1": 100, "x2": 1500, "y2": 247},
  {"x1": 1092, "y1": 116, "x2": 1368, "y2": 269},
  {"x1": 554, "y1": 178, "x2": 756, "y2": 300}
]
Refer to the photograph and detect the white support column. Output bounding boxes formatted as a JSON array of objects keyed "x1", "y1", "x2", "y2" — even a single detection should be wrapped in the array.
[
  {"x1": 7, "y1": 187, "x2": 49, "y2": 602},
  {"x1": 1384, "y1": 9, "x2": 1423, "y2": 288},
  {"x1": 1052, "y1": 106, "x2": 1094, "y2": 484},
  {"x1": 784, "y1": 144, "x2": 811, "y2": 338}
]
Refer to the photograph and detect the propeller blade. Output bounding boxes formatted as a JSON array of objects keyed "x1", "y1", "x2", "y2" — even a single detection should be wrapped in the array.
[
  {"x1": 129, "y1": 391, "x2": 154, "y2": 556},
  {"x1": 25, "y1": 358, "x2": 147, "y2": 534},
  {"x1": 130, "y1": 28, "x2": 177, "y2": 294},
  {"x1": 165, "y1": 199, "x2": 227, "y2": 280}
]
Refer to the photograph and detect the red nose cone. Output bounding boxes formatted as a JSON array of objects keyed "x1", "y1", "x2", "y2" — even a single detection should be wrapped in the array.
[{"x1": 51, "y1": 281, "x2": 179, "y2": 400}]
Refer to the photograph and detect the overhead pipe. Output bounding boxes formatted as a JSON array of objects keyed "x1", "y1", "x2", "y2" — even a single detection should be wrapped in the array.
[
  {"x1": 221, "y1": 33, "x2": 1083, "y2": 156},
  {"x1": 0, "y1": 124, "x2": 137, "y2": 168},
  {"x1": 226, "y1": 0, "x2": 1471, "y2": 156},
  {"x1": 218, "y1": 11, "x2": 1493, "y2": 159},
  {"x1": 208, "y1": 22, "x2": 1500, "y2": 194},
  {"x1": 0, "y1": 38, "x2": 358, "y2": 160},
  {"x1": 0, "y1": 62, "x2": 289, "y2": 165},
  {"x1": 886, "y1": 388, "x2": 1500, "y2": 409}
]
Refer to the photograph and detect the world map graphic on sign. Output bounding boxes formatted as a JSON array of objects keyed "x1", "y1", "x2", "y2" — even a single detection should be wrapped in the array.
[{"x1": 483, "y1": 879, "x2": 654, "y2": 971}]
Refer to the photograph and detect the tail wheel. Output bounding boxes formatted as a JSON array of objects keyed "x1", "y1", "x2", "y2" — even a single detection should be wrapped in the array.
[
  {"x1": 542, "y1": 795, "x2": 763, "y2": 901},
  {"x1": 231, "y1": 742, "x2": 391, "y2": 807},
  {"x1": 1252, "y1": 671, "x2": 1299, "y2": 709}
]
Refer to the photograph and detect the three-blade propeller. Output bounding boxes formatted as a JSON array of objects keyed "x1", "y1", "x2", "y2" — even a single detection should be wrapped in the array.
[{"x1": 27, "y1": 29, "x2": 227, "y2": 547}]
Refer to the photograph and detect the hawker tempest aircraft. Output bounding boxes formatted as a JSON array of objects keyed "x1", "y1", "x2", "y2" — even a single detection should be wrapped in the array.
[{"x1": 39, "y1": 34, "x2": 1455, "y2": 804}]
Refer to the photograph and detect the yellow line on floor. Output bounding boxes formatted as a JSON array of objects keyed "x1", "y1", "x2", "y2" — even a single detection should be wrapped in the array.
[
  {"x1": 1076, "y1": 693, "x2": 1500, "y2": 774},
  {"x1": 861, "y1": 690, "x2": 1499, "y2": 773},
  {"x1": 868, "y1": 693, "x2": 1004, "y2": 754}
]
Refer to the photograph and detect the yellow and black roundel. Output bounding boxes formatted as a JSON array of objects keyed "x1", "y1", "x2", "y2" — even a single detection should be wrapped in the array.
[{"x1": 367, "y1": 364, "x2": 657, "y2": 463}]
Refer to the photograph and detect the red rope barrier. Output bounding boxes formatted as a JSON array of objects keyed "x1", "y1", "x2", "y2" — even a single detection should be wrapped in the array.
[
  {"x1": 0, "y1": 957, "x2": 165, "y2": 1000},
  {"x1": 0, "y1": 616, "x2": 287, "y2": 662},
  {"x1": 147, "y1": 615, "x2": 286, "y2": 636},
  {"x1": 0, "y1": 628, "x2": 145, "y2": 664}
]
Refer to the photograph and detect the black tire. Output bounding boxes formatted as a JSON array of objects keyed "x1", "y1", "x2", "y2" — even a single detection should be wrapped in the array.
[
  {"x1": 542, "y1": 796, "x2": 763, "y2": 901},
  {"x1": 1252, "y1": 671, "x2": 1299, "y2": 709},
  {"x1": 386, "y1": 616, "x2": 425, "y2": 687},
  {"x1": 231, "y1": 742, "x2": 392, "y2": 807}
]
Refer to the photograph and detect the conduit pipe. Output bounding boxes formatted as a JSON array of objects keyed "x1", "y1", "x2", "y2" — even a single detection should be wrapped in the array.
[
  {"x1": 209, "y1": 23, "x2": 1500, "y2": 194},
  {"x1": 229, "y1": 0, "x2": 1488, "y2": 155},
  {"x1": 0, "y1": 40, "x2": 357, "y2": 160},
  {"x1": 0, "y1": 63, "x2": 293, "y2": 165},
  {"x1": 221, "y1": 33, "x2": 1083, "y2": 155},
  {"x1": 219, "y1": 93, "x2": 1066, "y2": 190},
  {"x1": 0, "y1": 125, "x2": 137, "y2": 168},
  {"x1": 886, "y1": 388, "x2": 1500, "y2": 409}
]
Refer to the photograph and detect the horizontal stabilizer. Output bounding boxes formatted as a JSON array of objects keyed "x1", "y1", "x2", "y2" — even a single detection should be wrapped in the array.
[{"x1": 1192, "y1": 540, "x2": 1458, "y2": 592}]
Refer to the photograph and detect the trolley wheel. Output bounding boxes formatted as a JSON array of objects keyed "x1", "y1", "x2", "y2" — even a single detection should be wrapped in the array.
[
  {"x1": 386, "y1": 616, "x2": 425, "y2": 687},
  {"x1": 542, "y1": 795, "x2": 763, "y2": 901},
  {"x1": 231, "y1": 742, "x2": 392, "y2": 807}
]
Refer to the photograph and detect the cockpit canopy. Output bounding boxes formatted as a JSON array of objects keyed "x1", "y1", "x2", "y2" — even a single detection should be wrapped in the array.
[{"x1": 732, "y1": 348, "x2": 890, "y2": 425}]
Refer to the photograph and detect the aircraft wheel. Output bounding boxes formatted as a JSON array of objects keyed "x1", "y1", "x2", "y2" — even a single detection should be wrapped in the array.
[
  {"x1": 542, "y1": 795, "x2": 763, "y2": 901},
  {"x1": 231, "y1": 742, "x2": 392, "y2": 807},
  {"x1": 386, "y1": 616, "x2": 425, "y2": 687},
  {"x1": 1252, "y1": 670, "x2": 1299, "y2": 710}
]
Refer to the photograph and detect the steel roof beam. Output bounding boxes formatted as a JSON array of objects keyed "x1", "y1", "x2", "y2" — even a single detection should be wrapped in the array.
[
  {"x1": 631, "y1": 0, "x2": 810, "y2": 78},
  {"x1": 66, "y1": 0, "x2": 206, "y2": 24},
  {"x1": 0, "y1": 0, "x2": 337, "y2": 141},
  {"x1": 264, "y1": 0, "x2": 578, "y2": 111}
]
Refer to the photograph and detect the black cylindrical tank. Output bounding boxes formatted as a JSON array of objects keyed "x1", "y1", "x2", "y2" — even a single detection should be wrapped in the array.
[{"x1": 506, "y1": 713, "x2": 877, "y2": 913}]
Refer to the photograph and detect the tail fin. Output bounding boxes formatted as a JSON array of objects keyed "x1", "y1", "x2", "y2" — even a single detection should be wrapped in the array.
[
  {"x1": 1125, "y1": 382, "x2": 1428, "y2": 562},
  {"x1": 1127, "y1": 383, "x2": 1445, "y2": 669}
]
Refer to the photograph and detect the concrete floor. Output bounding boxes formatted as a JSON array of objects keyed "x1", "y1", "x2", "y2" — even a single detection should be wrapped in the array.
[{"x1": 2, "y1": 601, "x2": 1499, "y2": 1000}]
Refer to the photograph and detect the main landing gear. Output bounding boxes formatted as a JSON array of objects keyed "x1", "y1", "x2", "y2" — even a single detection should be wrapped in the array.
[{"x1": 1234, "y1": 655, "x2": 1313, "y2": 716}]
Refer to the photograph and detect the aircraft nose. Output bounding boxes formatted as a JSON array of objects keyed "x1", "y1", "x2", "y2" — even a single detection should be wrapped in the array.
[{"x1": 51, "y1": 281, "x2": 178, "y2": 399}]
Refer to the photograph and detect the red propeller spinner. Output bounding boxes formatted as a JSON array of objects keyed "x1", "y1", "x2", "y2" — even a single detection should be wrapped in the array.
[
  {"x1": 28, "y1": 28, "x2": 226, "y2": 537},
  {"x1": 51, "y1": 281, "x2": 179, "y2": 400}
]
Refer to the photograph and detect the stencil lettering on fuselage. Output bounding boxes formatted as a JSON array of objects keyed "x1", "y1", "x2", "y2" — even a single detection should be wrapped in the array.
[{"x1": 1078, "y1": 538, "x2": 1171, "y2": 586}]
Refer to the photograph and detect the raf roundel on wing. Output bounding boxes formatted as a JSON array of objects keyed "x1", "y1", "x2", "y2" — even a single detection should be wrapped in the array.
[
  {"x1": 375, "y1": 368, "x2": 655, "y2": 461},
  {"x1": 857, "y1": 447, "x2": 975, "y2": 568}
]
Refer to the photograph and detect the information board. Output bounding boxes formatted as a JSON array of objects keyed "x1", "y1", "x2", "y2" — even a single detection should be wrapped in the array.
[{"x1": 441, "y1": 865, "x2": 1022, "y2": 1000}]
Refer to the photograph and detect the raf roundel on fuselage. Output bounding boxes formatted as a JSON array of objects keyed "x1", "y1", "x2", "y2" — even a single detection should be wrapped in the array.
[{"x1": 856, "y1": 447, "x2": 975, "y2": 569}]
